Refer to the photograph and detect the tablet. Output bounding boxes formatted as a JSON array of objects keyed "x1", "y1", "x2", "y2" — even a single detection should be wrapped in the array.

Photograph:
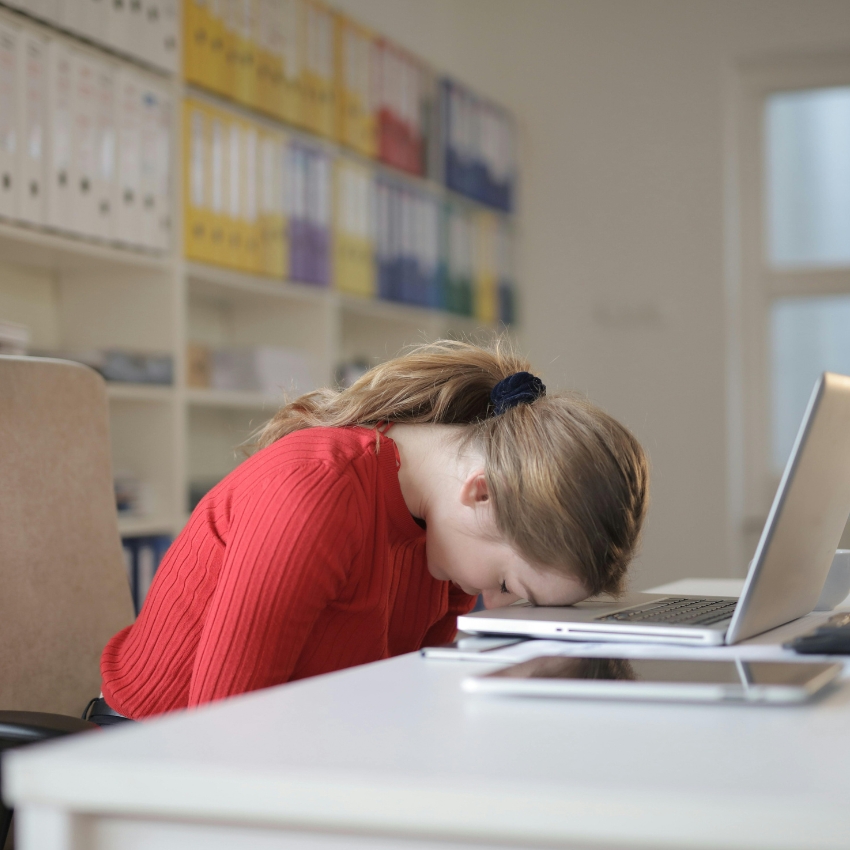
[
  {"x1": 462, "y1": 656, "x2": 843, "y2": 704},
  {"x1": 420, "y1": 636, "x2": 527, "y2": 660}
]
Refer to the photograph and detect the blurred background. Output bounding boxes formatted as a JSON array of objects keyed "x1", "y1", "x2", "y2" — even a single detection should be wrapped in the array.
[{"x1": 1, "y1": 0, "x2": 849, "y2": 610}]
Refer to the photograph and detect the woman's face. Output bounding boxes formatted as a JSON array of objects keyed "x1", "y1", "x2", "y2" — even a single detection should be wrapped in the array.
[{"x1": 425, "y1": 510, "x2": 589, "y2": 610}]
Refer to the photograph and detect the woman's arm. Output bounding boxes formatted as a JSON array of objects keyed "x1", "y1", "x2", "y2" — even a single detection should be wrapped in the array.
[
  {"x1": 419, "y1": 585, "x2": 477, "y2": 648},
  {"x1": 188, "y1": 462, "x2": 363, "y2": 706}
]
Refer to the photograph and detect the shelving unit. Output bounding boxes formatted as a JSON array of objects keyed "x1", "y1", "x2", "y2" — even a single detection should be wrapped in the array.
[
  {"x1": 0, "y1": 0, "x2": 515, "y2": 545},
  {"x1": 0, "y1": 220, "x2": 171, "y2": 272}
]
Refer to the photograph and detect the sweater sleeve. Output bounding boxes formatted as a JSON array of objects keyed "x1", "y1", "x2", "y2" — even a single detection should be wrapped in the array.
[
  {"x1": 188, "y1": 461, "x2": 363, "y2": 706},
  {"x1": 419, "y1": 585, "x2": 477, "y2": 648}
]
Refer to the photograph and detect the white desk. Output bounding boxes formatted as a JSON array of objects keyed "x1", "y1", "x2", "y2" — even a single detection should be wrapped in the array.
[{"x1": 4, "y1": 592, "x2": 850, "y2": 850}]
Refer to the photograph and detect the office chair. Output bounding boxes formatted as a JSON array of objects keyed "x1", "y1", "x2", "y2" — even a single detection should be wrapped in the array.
[{"x1": 0, "y1": 356, "x2": 136, "y2": 849}]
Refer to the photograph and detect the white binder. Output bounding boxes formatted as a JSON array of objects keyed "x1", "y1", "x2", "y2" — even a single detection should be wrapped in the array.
[
  {"x1": 157, "y1": 0, "x2": 179, "y2": 73},
  {"x1": 46, "y1": 38, "x2": 74, "y2": 231},
  {"x1": 55, "y1": 0, "x2": 85, "y2": 39},
  {"x1": 115, "y1": 65, "x2": 142, "y2": 246},
  {"x1": 127, "y1": 0, "x2": 178, "y2": 73},
  {"x1": 138, "y1": 83, "x2": 156, "y2": 248},
  {"x1": 106, "y1": 0, "x2": 132, "y2": 56},
  {"x1": 17, "y1": 29, "x2": 48, "y2": 227},
  {"x1": 70, "y1": 50, "x2": 99, "y2": 237},
  {"x1": 29, "y1": 0, "x2": 62, "y2": 28},
  {"x1": 80, "y1": 0, "x2": 109, "y2": 47},
  {"x1": 92, "y1": 56, "x2": 117, "y2": 241},
  {"x1": 139, "y1": 0, "x2": 164, "y2": 69},
  {"x1": 0, "y1": 22, "x2": 19, "y2": 220},
  {"x1": 151, "y1": 83, "x2": 171, "y2": 250},
  {"x1": 127, "y1": 0, "x2": 146, "y2": 62},
  {"x1": 139, "y1": 80, "x2": 170, "y2": 249},
  {"x1": 225, "y1": 117, "x2": 240, "y2": 264}
]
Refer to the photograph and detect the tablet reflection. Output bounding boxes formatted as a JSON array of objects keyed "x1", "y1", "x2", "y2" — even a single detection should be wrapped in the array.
[{"x1": 490, "y1": 656, "x2": 637, "y2": 680}]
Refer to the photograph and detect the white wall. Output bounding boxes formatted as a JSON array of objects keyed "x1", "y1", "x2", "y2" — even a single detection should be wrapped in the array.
[{"x1": 334, "y1": 0, "x2": 850, "y2": 590}]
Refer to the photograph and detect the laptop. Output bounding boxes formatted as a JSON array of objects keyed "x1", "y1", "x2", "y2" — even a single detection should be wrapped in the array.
[{"x1": 458, "y1": 372, "x2": 850, "y2": 647}]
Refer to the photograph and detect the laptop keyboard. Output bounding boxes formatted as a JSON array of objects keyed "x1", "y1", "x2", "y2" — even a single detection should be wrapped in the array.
[{"x1": 596, "y1": 597, "x2": 738, "y2": 627}]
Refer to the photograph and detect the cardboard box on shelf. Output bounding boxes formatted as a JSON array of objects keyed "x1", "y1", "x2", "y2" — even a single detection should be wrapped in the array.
[{"x1": 187, "y1": 342, "x2": 212, "y2": 388}]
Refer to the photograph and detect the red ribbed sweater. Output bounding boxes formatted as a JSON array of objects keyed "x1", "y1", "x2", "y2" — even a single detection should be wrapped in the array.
[{"x1": 101, "y1": 426, "x2": 475, "y2": 719}]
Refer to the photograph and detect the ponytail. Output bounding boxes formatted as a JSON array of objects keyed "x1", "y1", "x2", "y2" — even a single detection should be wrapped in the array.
[{"x1": 255, "y1": 338, "x2": 528, "y2": 443}]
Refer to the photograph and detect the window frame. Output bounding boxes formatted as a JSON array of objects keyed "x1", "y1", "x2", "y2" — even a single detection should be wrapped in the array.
[{"x1": 729, "y1": 54, "x2": 850, "y2": 568}]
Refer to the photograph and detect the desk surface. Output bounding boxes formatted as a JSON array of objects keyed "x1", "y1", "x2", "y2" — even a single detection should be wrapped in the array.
[{"x1": 6, "y1": 601, "x2": 850, "y2": 850}]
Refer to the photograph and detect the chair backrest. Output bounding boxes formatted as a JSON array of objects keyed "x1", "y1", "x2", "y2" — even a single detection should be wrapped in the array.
[{"x1": 0, "y1": 356, "x2": 135, "y2": 716}]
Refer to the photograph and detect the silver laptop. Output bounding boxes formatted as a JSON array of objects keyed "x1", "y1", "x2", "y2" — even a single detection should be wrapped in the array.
[{"x1": 458, "y1": 372, "x2": 850, "y2": 647}]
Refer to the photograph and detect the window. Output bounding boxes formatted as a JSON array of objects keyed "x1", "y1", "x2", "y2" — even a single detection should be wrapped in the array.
[
  {"x1": 770, "y1": 294, "x2": 850, "y2": 472},
  {"x1": 766, "y1": 87, "x2": 850, "y2": 268},
  {"x1": 732, "y1": 61, "x2": 850, "y2": 569}
]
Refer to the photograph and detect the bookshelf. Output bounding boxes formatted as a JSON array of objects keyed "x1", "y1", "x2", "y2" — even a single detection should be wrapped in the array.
[{"x1": 0, "y1": 0, "x2": 517, "y2": 555}]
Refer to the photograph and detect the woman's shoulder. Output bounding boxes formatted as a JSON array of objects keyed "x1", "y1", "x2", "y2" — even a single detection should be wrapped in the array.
[
  {"x1": 255, "y1": 426, "x2": 381, "y2": 471},
  {"x1": 203, "y1": 427, "x2": 382, "y2": 513}
]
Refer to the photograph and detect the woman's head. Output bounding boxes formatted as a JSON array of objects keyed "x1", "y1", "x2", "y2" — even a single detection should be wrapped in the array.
[
  {"x1": 256, "y1": 338, "x2": 649, "y2": 599},
  {"x1": 478, "y1": 386, "x2": 649, "y2": 598}
]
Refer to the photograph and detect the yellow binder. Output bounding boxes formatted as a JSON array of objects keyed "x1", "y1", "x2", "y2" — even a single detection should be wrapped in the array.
[
  {"x1": 259, "y1": 128, "x2": 287, "y2": 277},
  {"x1": 240, "y1": 119, "x2": 262, "y2": 272},
  {"x1": 208, "y1": 107, "x2": 229, "y2": 266},
  {"x1": 220, "y1": 0, "x2": 240, "y2": 100},
  {"x1": 473, "y1": 211, "x2": 498, "y2": 323},
  {"x1": 233, "y1": 0, "x2": 259, "y2": 109},
  {"x1": 334, "y1": 13, "x2": 376, "y2": 158},
  {"x1": 208, "y1": 0, "x2": 228, "y2": 95},
  {"x1": 255, "y1": 0, "x2": 274, "y2": 115},
  {"x1": 333, "y1": 157, "x2": 375, "y2": 298},
  {"x1": 301, "y1": 0, "x2": 334, "y2": 138},
  {"x1": 183, "y1": 100, "x2": 212, "y2": 263},
  {"x1": 183, "y1": 0, "x2": 210, "y2": 87},
  {"x1": 224, "y1": 115, "x2": 243, "y2": 269},
  {"x1": 280, "y1": 0, "x2": 304, "y2": 127}
]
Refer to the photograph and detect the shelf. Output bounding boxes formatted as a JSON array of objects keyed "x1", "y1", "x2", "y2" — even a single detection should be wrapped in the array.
[
  {"x1": 186, "y1": 262, "x2": 331, "y2": 307},
  {"x1": 0, "y1": 13, "x2": 521, "y2": 573},
  {"x1": 337, "y1": 293, "x2": 493, "y2": 330},
  {"x1": 186, "y1": 261, "x2": 501, "y2": 332},
  {"x1": 106, "y1": 383, "x2": 175, "y2": 403},
  {"x1": 0, "y1": 219, "x2": 171, "y2": 274},
  {"x1": 186, "y1": 388, "x2": 283, "y2": 411},
  {"x1": 117, "y1": 514, "x2": 176, "y2": 537},
  {"x1": 0, "y1": 2, "x2": 178, "y2": 81},
  {"x1": 182, "y1": 84, "x2": 515, "y2": 221},
  {"x1": 338, "y1": 293, "x2": 441, "y2": 323}
]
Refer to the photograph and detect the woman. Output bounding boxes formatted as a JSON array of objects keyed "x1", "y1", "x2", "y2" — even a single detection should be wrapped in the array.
[{"x1": 100, "y1": 339, "x2": 649, "y2": 719}]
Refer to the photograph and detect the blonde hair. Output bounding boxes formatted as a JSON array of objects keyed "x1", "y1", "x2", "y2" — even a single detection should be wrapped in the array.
[{"x1": 256, "y1": 339, "x2": 649, "y2": 596}]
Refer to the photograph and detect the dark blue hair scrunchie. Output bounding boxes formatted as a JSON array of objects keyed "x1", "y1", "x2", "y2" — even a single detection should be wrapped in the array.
[{"x1": 490, "y1": 371, "x2": 546, "y2": 416}]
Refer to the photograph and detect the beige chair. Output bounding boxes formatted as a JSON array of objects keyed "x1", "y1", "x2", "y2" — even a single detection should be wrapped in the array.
[{"x1": 0, "y1": 356, "x2": 136, "y2": 848}]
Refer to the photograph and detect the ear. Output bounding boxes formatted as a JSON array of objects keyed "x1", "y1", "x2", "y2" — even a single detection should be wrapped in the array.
[{"x1": 459, "y1": 469, "x2": 490, "y2": 508}]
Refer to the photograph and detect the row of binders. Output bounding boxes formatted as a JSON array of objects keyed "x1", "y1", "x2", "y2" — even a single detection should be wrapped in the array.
[
  {"x1": 0, "y1": 14, "x2": 171, "y2": 249},
  {"x1": 183, "y1": 0, "x2": 516, "y2": 213},
  {"x1": 122, "y1": 534, "x2": 171, "y2": 614},
  {"x1": 1, "y1": 0, "x2": 178, "y2": 73},
  {"x1": 184, "y1": 99, "x2": 515, "y2": 322},
  {"x1": 356, "y1": 173, "x2": 515, "y2": 323}
]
